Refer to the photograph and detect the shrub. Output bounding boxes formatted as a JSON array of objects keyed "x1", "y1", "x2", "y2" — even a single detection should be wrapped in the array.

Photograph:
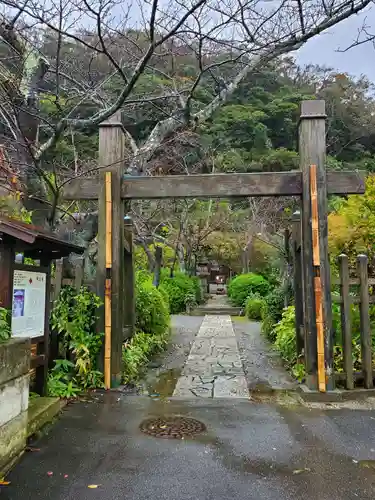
[
  {"x1": 272, "y1": 301, "x2": 375, "y2": 384},
  {"x1": 190, "y1": 275, "x2": 203, "y2": 304},
  {"x1": 332, "y1": 301, "x2": 375, "y2": 374},
  {"x1": 49, "y1": 287, "x2": 104, "y2": 398},
  {"x1": 274, "y1": 306, "x2": 297, "y2": 367},
  {"x1": 160, "y1": 271, "x2": 202, "y2": 314},
  {"x1": 245, "y1": 294, "x2": 265, "y2": 321},
  {"x1": 157, "y1": 284, "x2": 170, "y2": 313},
  {"x1": 259, "y1": 268, "x2": 281, "y2": 288},
  {"x1": 122, "y1": 329, "x2": 170, "y2": 384},
  {"x1": 122, "y1": 272, "x2": 171, "y2": 385},
  {"x1": 136, "y1": 269, "x2": 153, "y2": 284},
  {"x1": 0, "y1": 307, "x2": 10, "y2": 342},
  {"x1": 135, "y1": 276, "x2": 170, "y2": 336},
  {"x1": 228, "y1": 273, "x2": 270, "y2": 307},
  {"x1": 261, "y1": 286, "x2": 287, "y2": 342}
]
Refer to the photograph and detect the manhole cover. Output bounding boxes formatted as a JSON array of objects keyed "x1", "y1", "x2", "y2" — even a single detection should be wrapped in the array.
[{"x1": 139, "y1": 416, "x2": 206, "y2": 439}]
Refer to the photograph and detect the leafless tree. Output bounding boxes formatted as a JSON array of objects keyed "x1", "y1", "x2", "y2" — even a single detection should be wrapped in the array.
[{"x1": 0, "y1": 0, "x2": 370, "y2": 235}]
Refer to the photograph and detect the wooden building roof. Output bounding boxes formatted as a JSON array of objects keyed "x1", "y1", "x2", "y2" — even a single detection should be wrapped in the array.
[{"x1": 0, "y1": 216, "x2": 85, "y2": 259}]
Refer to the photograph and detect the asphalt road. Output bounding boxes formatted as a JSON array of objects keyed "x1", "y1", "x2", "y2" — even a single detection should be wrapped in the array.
[{"x1": 3, "y1": 393, "x2": 375, "y2": 500}]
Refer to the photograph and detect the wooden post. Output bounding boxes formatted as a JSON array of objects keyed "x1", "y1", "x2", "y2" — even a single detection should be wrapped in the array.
[
  {"x1": 50, "y1": 258, "x2": 64, "y2": 363},
  {"x1": 357, "y1": 254, "x2": 373, "y2": 389},
  {"x1": 123, "y1": 216, "x2": 135, "y2": 340},
  {"x1": 97, "y1": 111, "x2": 125, "y2": 387},
  {"x1": 153, "y1": 246, "x2": 163, "y2": 287},
  {"x1": 0, "y1": 246, "x2": 15, "y2": 310},
  {"x1": 291, "y1": 210, "x2": 304, "y2": 358},
  {"x1": 52, "y1": 258, "x2": 64, "y2": 301},
  {"x1": 338, "y1": 254, "x2": 353, "y2": 390},
  {"x1": 74, "y1": 258, "x2": 84, "y2": 289},
  {"x1": 39, "y1": 258, "x2": 52, "y2": 396},
  {"x1": 299, "y1": 100, "x2": 334, "y2": 390}
]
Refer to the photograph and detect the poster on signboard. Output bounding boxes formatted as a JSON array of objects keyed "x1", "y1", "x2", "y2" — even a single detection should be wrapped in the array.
[{"x1": 11, "y1": 270, "x2": 47, "y2": 338}]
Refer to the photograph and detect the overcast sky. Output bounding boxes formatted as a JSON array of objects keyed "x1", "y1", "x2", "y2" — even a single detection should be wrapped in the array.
[{"x1": 296, "y1": 6, "x2": 375, "y2": 81}]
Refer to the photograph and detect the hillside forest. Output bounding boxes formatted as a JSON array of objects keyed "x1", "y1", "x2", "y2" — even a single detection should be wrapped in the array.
[{"x1": 0, "y1": 0, "x2": 373, "y2": 276}]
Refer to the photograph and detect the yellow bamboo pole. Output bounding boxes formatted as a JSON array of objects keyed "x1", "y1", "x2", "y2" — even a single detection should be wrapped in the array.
[
  {"x1": 310, "y1": 164, "x2": 326, "y2": 393},
  {"x1": 106, "y1": 172, "x2": 113, "y2": 270},
  {"x1": 104, "y1": 172, "x2": 112, "y2": 390}
]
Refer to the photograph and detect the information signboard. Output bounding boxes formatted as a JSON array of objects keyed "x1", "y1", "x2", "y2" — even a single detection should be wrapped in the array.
[{"x1": 11, "y1": 269, "x2": 47, "y2": 338}]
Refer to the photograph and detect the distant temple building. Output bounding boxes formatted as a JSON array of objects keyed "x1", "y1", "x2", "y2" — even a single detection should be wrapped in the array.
[{"x1": 196, "y1": 260, "x2": 232, "y2": 294}]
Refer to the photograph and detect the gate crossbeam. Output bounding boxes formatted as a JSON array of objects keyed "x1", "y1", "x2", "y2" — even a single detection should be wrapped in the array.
[{"x1": 62, "y1": 170, "x2": 365, "y2": 200}]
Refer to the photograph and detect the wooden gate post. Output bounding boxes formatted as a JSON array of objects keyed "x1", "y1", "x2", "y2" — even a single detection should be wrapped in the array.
[
  {"x1": 291, "y1": 210, "x2": 304, "y2": 358},
  {"x1": 299, "y1": 100, "x2": 334, "y2": 390},
  {"x1": 97, "y1": 111, "x2": 125, "y2": 387},
  {"x1": 123, "y1": 215, "x2": 135, "y2": 340}
]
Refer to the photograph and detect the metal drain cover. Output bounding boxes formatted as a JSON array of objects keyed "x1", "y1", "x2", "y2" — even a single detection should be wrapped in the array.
[{"x1": 139, "y1": 416, "x2": 206, "y2": 439}]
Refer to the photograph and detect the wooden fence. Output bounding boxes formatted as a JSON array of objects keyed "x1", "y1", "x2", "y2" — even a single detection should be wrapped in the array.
[{"x1": 331, "y1": 254, "x2": 375, "y2": 390}]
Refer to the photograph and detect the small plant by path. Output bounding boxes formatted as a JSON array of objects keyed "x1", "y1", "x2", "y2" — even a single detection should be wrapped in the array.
[
  {"x1": 49, "y1": 286, "x2": 104, "y2": 398},
  {"x1": 0, "y1": 308, "x2": 11, "y2": 342},
  {"x1": 122, "y1": 271, "x2": 171, "y2": 385}
]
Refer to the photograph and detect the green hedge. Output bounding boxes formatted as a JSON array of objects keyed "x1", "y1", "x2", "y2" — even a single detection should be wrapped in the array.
[
  {"x1": 158, "y1": 284, "x2": 170, "y2": 313},
  {"x1": 245, "y1": 294, "x2": 265, "y2": 321},
  {"x1": 122, "y1": 330, "x2": 169, "y2": 384},
  {"x1": 273, "y1": 306, "x2": 297, "y2": 366},
  {"x1": 228, "y1": 273, "x2": 270, "y2": 307},
  {"x1": 261, "y1": 286, "x2": 287, "y2": 342},
  {"x1": 269, "y1": 301, "x2": 375, "y2": 383},
  {"x1": 122, "y1": 271, "x2": 170, "y2": 384},
  {"x1": 272, "y1": 306, "x2": 305, "y2": 381},
  {"x1": 135, "y1": 275, "x2": 170, "y2": 336},
  {"x1": 160, "y1": 271, "x2": 202, "y2": 314}
]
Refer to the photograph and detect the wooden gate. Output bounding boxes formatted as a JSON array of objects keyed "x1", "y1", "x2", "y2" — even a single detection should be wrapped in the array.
[{"x1": 61, "y1": 100, "x2": 365, "y2": 392}]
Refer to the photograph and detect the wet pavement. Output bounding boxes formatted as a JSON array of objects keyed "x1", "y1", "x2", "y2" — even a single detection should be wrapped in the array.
[
  {"x1": 139, "y1": 316, "x2": 202, "y2": 398},
  {"x1": 4, "y1": 314, "x2": 375, "y2": 498},
  {"x1": 3, "y1": 394, "x2": 375, "y2": 499},
  {"x1": 233, "y1": 318, "x2": 297, "y2": 391}
]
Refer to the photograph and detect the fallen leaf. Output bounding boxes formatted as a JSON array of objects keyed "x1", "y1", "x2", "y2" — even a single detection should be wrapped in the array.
[
  {"x1": 0, "y1": 481, "x2": 10, "y2": 485},
  {"x1": 88, "y1": 485, "x2": 100, "y2": 489},
  {"x1": 293, "y1": 468, "x2": 311, "y2": 475},
  {"x1": 160, "y1": 425, "x2": 167, "y2": 429},
  {"x1": 359, "y1": 460, "x2": 375, "y2": 469}
]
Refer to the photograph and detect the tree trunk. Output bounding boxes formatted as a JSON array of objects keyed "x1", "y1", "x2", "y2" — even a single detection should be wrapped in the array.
[{"x1": 153, "y1": 246, "x2": 162, "y2": 287}]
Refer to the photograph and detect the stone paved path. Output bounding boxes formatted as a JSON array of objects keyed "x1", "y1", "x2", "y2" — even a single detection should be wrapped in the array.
[
  {"x1": 173, "y1": 315, "x2": 249, "y2": 398},
  {"x1": 204, "y1": 295, "x2": 230, "y2": 308}
]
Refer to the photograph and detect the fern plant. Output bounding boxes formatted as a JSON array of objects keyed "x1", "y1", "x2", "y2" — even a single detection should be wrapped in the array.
[{"x1": 0, "y1": 308, "x2": 11, "y2": 342}]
